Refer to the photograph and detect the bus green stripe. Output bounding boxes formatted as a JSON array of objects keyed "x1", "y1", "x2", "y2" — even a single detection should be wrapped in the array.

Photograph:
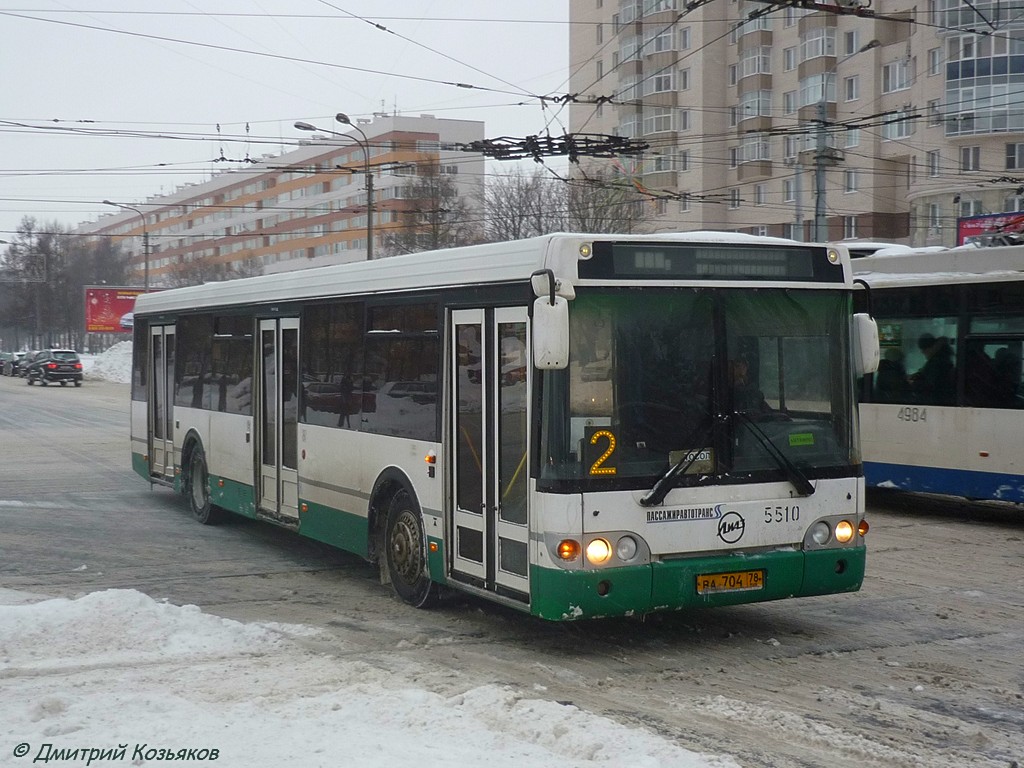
[
  {"x1": 298, "y1": 499, "x2": 369, "y2": 559},
  {"x1": 529, "y1": 547, "x2": 866, "y2": 621}
]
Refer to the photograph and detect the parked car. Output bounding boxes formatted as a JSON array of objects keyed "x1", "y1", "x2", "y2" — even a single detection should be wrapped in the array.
[
  {"x1": 0, "y1": 352, "x2": 11, "y2": 375},
  {"x1": 25, "y1": 349, "x2": 84, "y2": 387},
  {"x1": 16, "y1": 351, "x2": 39, "y2": 377},
  {"x1": 3, "y1": 351, "x2": 26, "y2": 376}
]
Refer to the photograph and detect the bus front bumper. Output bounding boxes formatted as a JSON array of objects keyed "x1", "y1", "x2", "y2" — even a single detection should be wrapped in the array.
[{"x1": 529, "y1": 546, "x2": 865, "y2": 621}]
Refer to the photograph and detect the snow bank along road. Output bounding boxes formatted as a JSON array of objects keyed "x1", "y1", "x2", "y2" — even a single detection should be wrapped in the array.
[{"x1": 0, "y1": 375, "x2": 1021, "y2": 768}]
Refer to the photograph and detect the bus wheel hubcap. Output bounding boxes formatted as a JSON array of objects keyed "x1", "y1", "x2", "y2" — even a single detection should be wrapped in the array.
[{"x1": 391, "y1": 511, "x2": 421, "y2": 584}]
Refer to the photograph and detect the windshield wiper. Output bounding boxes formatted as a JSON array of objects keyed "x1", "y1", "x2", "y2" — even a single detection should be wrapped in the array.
[
  {"x1": 639, "y1": 424, "x2": 715, "y2": 507},
  {"x1": 733, "y1": 410, "x2": 815, "y2": 497}
]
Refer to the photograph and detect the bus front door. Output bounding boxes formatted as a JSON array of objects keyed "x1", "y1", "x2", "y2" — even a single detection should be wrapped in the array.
[
  {"x1": 257, "y1": 318, "x2": 300, "y2": 522},
  {"x1": 149, "y1": 324, "x2": 175, "y2": 481},
  {"x1": 450, "y1": 308, "x2": 530, "y2": 602}
]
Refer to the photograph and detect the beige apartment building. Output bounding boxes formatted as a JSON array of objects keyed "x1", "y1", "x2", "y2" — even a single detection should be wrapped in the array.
[
  {"x1": 79, "y1": 115, "x2": 484, "y2": 285},
  {"x1": 569, "y1": 0, "x2": 1024, "y2": 246}
]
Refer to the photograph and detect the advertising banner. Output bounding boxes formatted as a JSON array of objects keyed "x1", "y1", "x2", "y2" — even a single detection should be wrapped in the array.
[
  {"x1": 84, "y1": 286, "x2": 147, "y2": 333},
  {"x1": 956, "y1": 212, "x2": 1024, "y2": 245}
]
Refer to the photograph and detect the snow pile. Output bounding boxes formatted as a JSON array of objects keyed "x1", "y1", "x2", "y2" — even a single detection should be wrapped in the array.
[
  {"x1": 0, "y1": 589, "x2": 738, "y2": 768},
  {"x1": 85, "y1": 340, "x2": 133, "y2": 383}
]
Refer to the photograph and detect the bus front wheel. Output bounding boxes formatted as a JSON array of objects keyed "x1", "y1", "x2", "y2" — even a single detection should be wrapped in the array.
[
  {"x1": 385, "y1": 489, "x2": 437, "y2": 608},
  {"x1": 187, "y1": 446, "x2": 224, "y2": 526}
]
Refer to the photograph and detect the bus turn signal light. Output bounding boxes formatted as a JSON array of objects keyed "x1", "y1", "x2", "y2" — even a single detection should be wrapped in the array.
[
  {"x1": 557, "y1": 539, "x2": 580, "y2": 561},
  {"x1": 858, "y1": 519, "x2": 869, "y2": 536}
]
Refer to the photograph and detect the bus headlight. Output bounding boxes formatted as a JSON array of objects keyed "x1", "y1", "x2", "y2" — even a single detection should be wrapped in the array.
[
  {"x1": 586, "y1": 538, "x2": 612, "y2": 565},
  {"x1": 835, "y1": 520, "x2": 855, "y2": 543},
  {"x1": 615, "y1": 535, "x2": 639, "y2": 561},
  {"x1": 810, "y1": 521, "x2": 831, "y2": 545}
]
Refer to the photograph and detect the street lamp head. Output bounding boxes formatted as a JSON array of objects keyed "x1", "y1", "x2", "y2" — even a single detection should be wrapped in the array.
[
  {"x1": 294, "y1": 121, "x2": 318, "y2": 132},
  {"x1": 335, "y1": 113, "x2": 353, "y2": 126}
]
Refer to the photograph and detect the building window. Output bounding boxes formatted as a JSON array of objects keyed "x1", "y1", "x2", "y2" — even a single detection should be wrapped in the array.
[
  {"x1": 752, "y1": 225, "x2": 768, "y2": 237},
  {"x1": 738, "y1": 46, "x2": 771, "y2": 78},
  {"x1": 729, "y1": 147, "x2": 738, "y2": 168},
  {"x1": 728, "y1": 65, "x2": 738, "y2": 86},
  {"x1": 596, "y1": 23, "x2": 603, "y2": 44},
  {"x1": 643, "y1": 106, "x2": 674, "y2": 134},
  {"x1": 679, "y1": 67, "x2": 691, "y2": 90},
  {"x1": 882, "y1": 110, "x2": 915, "y2": 140},
  {"x1": 843, "y1": 215, "x2": 858, "y2": 238},
  {"x1": 844, "y1": 75, "x2": 859, "y2": 102},
  {"x1": 960, "y1": 145, "x2": 981, "y2": 171},
  {"x1": 1004, "y1": 195, "x2": 1024, "y2": 212},
  {"x1": 882, "y1": 60, "x2": 912, "y2": 93},
  {"x1": 739, "y1": 90, "x2": 772, "y2": 121},
  {"x1": 928, "y1": 47, "x2": 941, "y2": 75},
  {"x1": 927, "y1": 150, "x2": 941, "y2": 176},
  {"x1": 927, "y1": 100, "x2": 942, "y2": 126},
  {"x1": 783, "y1": 179, "x2": 795, "y2": 202},
  {"x1": 845, "y1": 128, "x2": 860, "y2": 148},
  {"x1": 679, "y1": 194, "x2": 691, "y2": 213},
  {"x1": 784, "y1": 135, "x2": 799, "y2": 158},
  {"x1": 729, "y1": 189, "x2": 741, "y2": 209},
  {"x1": 783, "y1": 46, "x2": 797, "y2": 71},
  {"x1": 783, "y1": 90, "x2": 797, "y2": 114},
  {"x1": 844, "y1": 30, "x2": 859, "y2": 55},
  {"x1": 927, "y1": 203, "x2": 941, "y2": 234},
  {"x1": 754, "y1": 184, "x2": 766, "y2": 205},
  {"x1": 1006, "y1": 143, "x2": 1024, "y2": 170},
  {"x1": 800, "y1": 73, "x2": 834, "y2": 106},
  {"x1": 845, "y1": 169, "x2": 858, "y2": 192},
  {"x1": 678, "y1": 26, "x2": 691, "y2": 50},
  {"x1": 960, "y1": 198, "x2": 983, "y2": 217},
  {"x1": 678, "y1": 150, "x2": 690, "y2": 171},
  {"x1": 800, "y1": 27, "x2": 836, "y2": 61}
]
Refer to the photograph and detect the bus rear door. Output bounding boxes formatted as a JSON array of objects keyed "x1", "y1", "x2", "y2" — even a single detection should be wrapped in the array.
[
  {"x1": 257, "y1": 318, "x2": 300, "y2": 522},
  {"x1": 149, "y1": 324, "x2": 175, "y2": 481}
]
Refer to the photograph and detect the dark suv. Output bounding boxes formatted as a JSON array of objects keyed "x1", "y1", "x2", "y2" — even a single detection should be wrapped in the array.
[{"x1": 26, "y1": 349, "x2": 84, "y2": 387}]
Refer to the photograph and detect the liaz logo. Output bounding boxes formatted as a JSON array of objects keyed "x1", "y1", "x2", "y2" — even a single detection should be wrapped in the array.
[{"x1": 716, "y1": 511, "x2": 746, "y2": 543}]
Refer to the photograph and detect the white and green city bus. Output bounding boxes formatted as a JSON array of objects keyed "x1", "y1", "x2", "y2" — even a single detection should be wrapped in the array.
[{"x1": 130, "y1": 232, "x2": 879, "y2": 620}]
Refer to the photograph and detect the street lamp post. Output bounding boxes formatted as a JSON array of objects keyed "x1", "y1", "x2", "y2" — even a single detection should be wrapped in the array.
[
  {"x1": 103, "y1": 200, "x2": 150, "y2": 290},
  {"x1": 294, "y1": 115, "x2": 375, "y2": 260},
  {"x1": 812, "y1": 40, "x2": 881, "y2": 242}
]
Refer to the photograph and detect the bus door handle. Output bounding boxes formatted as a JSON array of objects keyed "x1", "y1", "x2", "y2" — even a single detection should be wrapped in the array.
[{"x1": 245, "y1": 421, "x2": 251, "y2": 444}]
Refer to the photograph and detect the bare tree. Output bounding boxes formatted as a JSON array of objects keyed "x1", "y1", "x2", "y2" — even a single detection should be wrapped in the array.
[
  {"x1": 481, "y1": 165, "x2": 566, "y2": 242},
  {"x1": 164, "y1": 253, "x2": 263, "y2": 288},
  {"x1": 0, "y1": 219, "x2": 128, "y2": 350},
  {"x1": 379, "y1": 163, "x2": 483, "y2": 256},
  {"x1": 564, "y1": 167, "x2": 654, "y2": 234}
]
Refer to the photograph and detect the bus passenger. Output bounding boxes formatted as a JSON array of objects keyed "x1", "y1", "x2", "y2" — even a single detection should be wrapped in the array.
[
  {"x1": 911, "y1": 333, "x2": 955, "y2": 405},
  {"x1": 874, "y1": 347, "x2": 909, "y2": 403}
]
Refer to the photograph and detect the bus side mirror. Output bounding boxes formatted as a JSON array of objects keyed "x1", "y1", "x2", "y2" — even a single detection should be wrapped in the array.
[
  {"x1": 852, "y1": 313, "x2": 879, "y2": 376},
  {"x1": 533, "y1": 295, "x2": 569, "y2": 369}
]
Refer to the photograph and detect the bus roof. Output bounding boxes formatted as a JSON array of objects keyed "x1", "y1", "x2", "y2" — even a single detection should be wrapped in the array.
[
  {"x1": 134, "y1": 231, "x2": 835, "y2": 316},
  {"x1": 853, "y1": 243, "x2": 1024, "y2": 288}
]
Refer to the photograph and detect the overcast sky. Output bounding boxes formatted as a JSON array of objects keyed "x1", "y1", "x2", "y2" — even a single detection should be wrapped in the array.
[{"x1": 0, "y1": 1, "x2": 570, "y2": 239}]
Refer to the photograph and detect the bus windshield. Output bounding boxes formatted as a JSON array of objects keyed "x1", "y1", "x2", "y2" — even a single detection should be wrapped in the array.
[{"x1": 539, "y1": 287, "x2": 857, "y2": 490}]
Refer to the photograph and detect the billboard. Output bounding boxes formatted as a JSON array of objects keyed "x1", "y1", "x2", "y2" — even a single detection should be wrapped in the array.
[
  {"x1": 84, "y1": 286, "x2": 148, "y2": 333},
  {"x1": 956, "y1": 212, "x2": 1024, "y2": 245}
]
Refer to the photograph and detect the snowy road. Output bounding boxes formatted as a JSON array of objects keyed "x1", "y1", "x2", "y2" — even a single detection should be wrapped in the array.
[{"x1": 0, "y1": 375, "x2": 1021, "y2": 767}]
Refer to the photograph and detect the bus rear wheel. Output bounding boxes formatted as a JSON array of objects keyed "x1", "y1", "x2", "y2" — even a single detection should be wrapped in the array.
[
  {"x1": 385, "y1": 489, "x2": 437, "y2": 608},
  {"x1": 187, "y1": 446, "x2": 224, "y2": 525}
]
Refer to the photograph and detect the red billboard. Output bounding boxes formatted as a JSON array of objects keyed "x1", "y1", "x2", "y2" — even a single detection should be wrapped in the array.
[
  {"x1": 84, "y1": 286, "x2": 147, "y2": 333},
  {"x1": 956, "y1": 212, "x2": 1024, "y2": 245}
]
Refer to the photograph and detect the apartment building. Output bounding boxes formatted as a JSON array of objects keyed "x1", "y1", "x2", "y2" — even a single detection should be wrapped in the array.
[
  {"x1": 569, "y1": 0, "x2": 1024, "y2": 247},
  {"x1": 78, "y1": 115, "x2": 484, "y2": 284}
]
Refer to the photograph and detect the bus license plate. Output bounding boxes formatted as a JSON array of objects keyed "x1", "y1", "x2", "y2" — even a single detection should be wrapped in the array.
[{"x1": 696, "y1": 569, "x2": 764, "y2": 594}]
